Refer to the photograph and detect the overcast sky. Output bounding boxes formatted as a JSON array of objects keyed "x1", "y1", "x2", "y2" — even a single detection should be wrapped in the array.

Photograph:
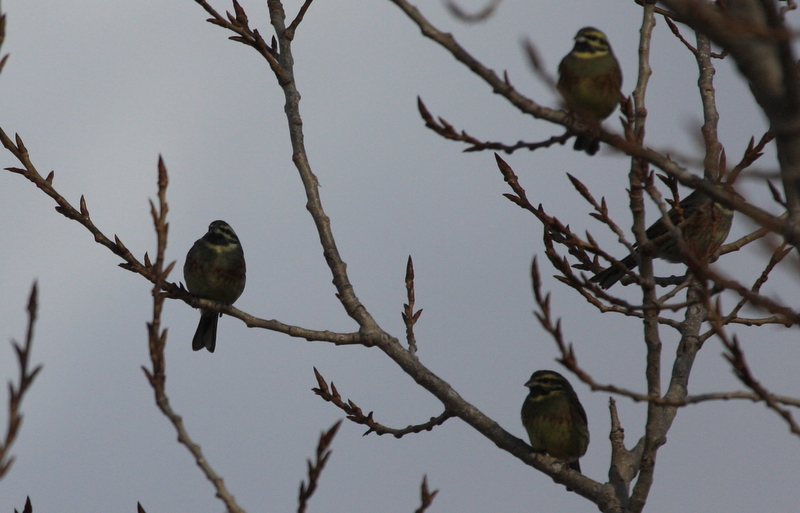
[{"x1": 1, "y1": 0, "x2": 799, "y2": 512}]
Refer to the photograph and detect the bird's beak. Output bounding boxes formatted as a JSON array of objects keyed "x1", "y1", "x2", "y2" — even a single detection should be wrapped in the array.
[{"x1": 524, "y1": 378, "x2": 535, "y2": 388}]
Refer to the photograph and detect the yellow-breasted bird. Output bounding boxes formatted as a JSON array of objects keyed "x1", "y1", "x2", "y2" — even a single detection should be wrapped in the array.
[
  {"x1": 557, "y1": 27, "x2": 622, "y2": 155},
  {"x1": 184, "y1": 220, "x2": 247, "y2": 353},
  {"x1": 591, "y1": 187, "x2": 734, "y2": 289},
  {"x1": 521, "y1": 370, "x2": 589, "y2": 474}
]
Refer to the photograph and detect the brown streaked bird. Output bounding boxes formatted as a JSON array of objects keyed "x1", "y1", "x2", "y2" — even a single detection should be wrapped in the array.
[
  {"x1": 591, "y1": 187, "x2": 734, "y2": 289},
  {"x1": 183, "y1": 220, "x2": 246, "y2": 353},
  {"x1": 557, "y1": 27, "x2": 623, "y2": 155},
  {"x1": 521, "y1": 370, "x2": 589, "y2": 477}
]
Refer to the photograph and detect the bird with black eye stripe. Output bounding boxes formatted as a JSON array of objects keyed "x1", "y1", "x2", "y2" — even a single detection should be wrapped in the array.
[
  {"x1": 521, "y1": 370, "x2": 589, "y2": 478},
  {"x1": 557, "y1": 27, "x2": 623, "y2": 155},
  {"x1": 183, "y1": 220, "x2": 247, "y2": 353}
]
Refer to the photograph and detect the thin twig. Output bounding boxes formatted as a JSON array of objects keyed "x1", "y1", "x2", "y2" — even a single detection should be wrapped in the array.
[
  {"x1": 720, "y1": 242, "x2": 791, "y2": 325},
  {"x1": 402, "y1": 256, "x2": 423, "y2": 356},
  {"x1": 414, "y1": 475, "x2": 439, "y2": 513},
  {"x1": 312, "y1": 368, "x2": 453, "y2": 437},
  {"x1": 727, "y1": 131, "x2": 775, "y2": 183},
  {"x1": 194, "y1": 0, "x2": 281, "y2": 74},
  {"x1": 140, "y1": 158, "x2": 245, "y2": 513},
  {"x1": 418, "y1": 97, "x2": 570, "y2": 153},
  {"x1": 444, "y1": 0, "x2": 501, "y2": 23},
  {"x1": 285, "y1": 0, "x2": 314, "y2": 40},
  {"x1": 0, "y1": 283, "x2": 43, "y2": 480},
  {"x1": 711, "y1": 319, "x2": 800, "y2": 436},
  {"x1": 297, "y1": 420, "x2": 342, "y2": 513},
  {"x1": 521, "y1": 38, "x2": 558, "y2": 92},
  {"x1": 532, "y1": 258, "x2": 795, "y2": 409},
  {"x1": 1, "y1": 128, "x2": 366, "y2": 346},
  {"x1": 0, "y1": 0, "x2": 8, "y2": 75}
]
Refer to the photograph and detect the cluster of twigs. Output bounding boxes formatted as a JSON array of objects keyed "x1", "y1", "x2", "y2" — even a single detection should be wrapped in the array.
[
  {"x1": 3, "y1": 0, "x2": 800, "y2": 511},
  {"x1": 402, "y1": 0, "x2": 800, "y2": 508},
  {"x1": 495, "y1": 136, "x2": 797, "y2": 328},
  {"x1": 493, "y1": 119, "x2": 800, "y2": 440},
  {"x1": 530, "y1": 258, "x2": 800, "y2": 409}
]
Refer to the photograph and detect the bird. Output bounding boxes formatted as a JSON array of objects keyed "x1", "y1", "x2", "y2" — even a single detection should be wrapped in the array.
[
  {"x1": 557, "y1": 27, "x2": 623, "y2": 155},
  {"x1": 591, "y1": 187, "x2": 734, "y2": 289},
  {"x1": 521, "y1": 370, "x2": 589, "y2": 477},
  {"x1": 183, "y1": 220, "x2": 247, "y2": 353}
]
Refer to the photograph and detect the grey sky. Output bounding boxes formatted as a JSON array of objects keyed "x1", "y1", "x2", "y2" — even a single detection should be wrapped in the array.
[{"x1": 1, "y1": 0, "x2": 798, "y2": 511}]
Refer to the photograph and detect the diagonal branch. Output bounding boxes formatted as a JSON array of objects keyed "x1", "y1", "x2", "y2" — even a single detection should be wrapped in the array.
[
  {"x1": 258, "y1": 0, "x2": 380, "y2": 331},
  {"x1": 392, "y1": 0, "x2": 795, "y2": 250}
]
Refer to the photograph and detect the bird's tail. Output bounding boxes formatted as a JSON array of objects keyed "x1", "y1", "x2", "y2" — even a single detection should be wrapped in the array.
[
  {"x1": 192, "y1": 311, "x2": 219, "y2": 353},
  {"x1": 591, "y1": 253, "x2": 638, "y2": 289},
  {"x1": 573, "y1": 135, "x2": 600, "y2": 156}
]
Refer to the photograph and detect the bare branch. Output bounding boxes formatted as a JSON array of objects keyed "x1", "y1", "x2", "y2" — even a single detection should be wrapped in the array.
[
  {"x1": 715, "y1": 326, "x2": 800, "y2": 436},
  {"x1": 297, "y1": 420, "x2": 342, "y2": 513},
  {"x1": 728, "y1": 131, "x2": 775, "y2": 183},
  {"x1": 665, "y1": 14, "x2": 699, "y2": 53},
  {"x1": 140, "y1": 159, "x2": 245, "y2": 513},
  {"x1": 695, "y1": 263, "x2": 800, "y2": 326},
  {"x1": 414, "y1": 475, "x2": 439, "y2": 513},
  {"x1": 193, "y1": 0, "x2": 281, "y2": 74},
  {"x1": 393, "y1": 0, "x2": 796, "y2": 250},
  {"x1": 402, "y1": 256, "x2": 423, "y2": 356},
  {"x1": 0, "y1": 283, "x2": 43, "y2": 480},
  {"x1": 285, "y1": 0, "x2": 314, "y2": 40},
  {"x1": 255, "y1": 0, "x2": 381, "y2": 333},
  {"x1": 444, "y1": 0, "x2": 501, "y2": 23},
  {"x1": 312, "y1": 368, "x2": 453, "y2": 437},
  {"x1": 417, "y1": 97, "x2": 570, "y2": 153},
  {"x1": 719, "y1": 241, "x2": 791, "y2": 326},
  {"x1": 657, "y1": 0, "x2": 800, "y2": 235},
  {"x1": 0, "y1": 1, "x2": 8, "y2": 75},
  {"x1": 521, "y1": 38, "x2": 558, "y2": 92}
]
